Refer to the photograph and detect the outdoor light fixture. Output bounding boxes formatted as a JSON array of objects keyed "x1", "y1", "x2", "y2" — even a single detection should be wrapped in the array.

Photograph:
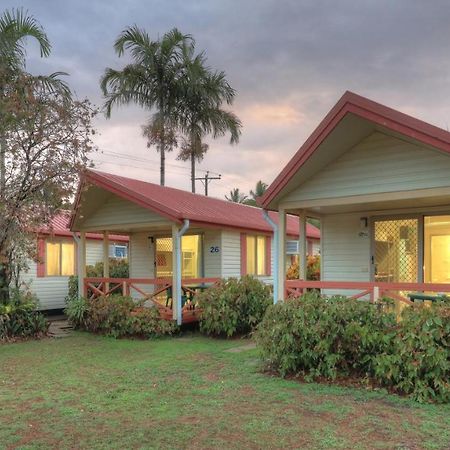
[{"x1": 360, "y1": 217, "x2": 368, "y2": 229}]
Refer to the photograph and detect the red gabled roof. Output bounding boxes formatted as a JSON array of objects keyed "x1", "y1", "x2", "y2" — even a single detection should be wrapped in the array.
[
  {"x1": 72, "y1": 169, "x2": 320, "y2": 239},
  {"x1": 260, "y1": 91, "x2": 450, "y2": 208},
  {"x1": 39, "y1": 211, "x2": 129, "y2": 242}
]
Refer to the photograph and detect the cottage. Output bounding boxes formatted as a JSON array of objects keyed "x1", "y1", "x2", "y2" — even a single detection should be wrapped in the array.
[
  {"x1": 23, "y1": 212, "x2": 129, "y2": 310},
  {"x1": 260, "y1": 91, "x2": 450, "y2": 302},
  {"x1": 70, "y1": 169, "x2": 320, "y2": 323}
]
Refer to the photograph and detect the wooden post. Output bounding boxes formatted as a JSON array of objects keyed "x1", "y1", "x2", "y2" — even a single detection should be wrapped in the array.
[
  {"x1": 103, "y1": 231, "x2": 109, "y2": 294},
  {"x1": 373, "y1": 286, "x2": 380, "y2": 303},
  {"x1": 78, "y1": 231, "x2": 86, "y2": 298},
  {"x1": 298, "y1": 211, "x2": 307, "y2": 280},
  {"x1": 277, "y1": 208, "x2": 286, "y2": 301}
]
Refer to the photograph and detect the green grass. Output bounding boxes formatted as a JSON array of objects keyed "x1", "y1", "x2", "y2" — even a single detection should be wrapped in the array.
[{"x1": 1, "y1": 333, "x2": 449, "y2": 449}]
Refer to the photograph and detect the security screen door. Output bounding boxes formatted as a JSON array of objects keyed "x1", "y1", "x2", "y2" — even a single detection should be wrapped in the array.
[{"x1": 373, "y1": 218, "x2": 419, "y2": 283}]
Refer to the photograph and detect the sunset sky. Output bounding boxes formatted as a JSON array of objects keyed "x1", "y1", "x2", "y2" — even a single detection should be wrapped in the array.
[{"x1": 6, "y1": 0, "x2": 450, "y2": 199}]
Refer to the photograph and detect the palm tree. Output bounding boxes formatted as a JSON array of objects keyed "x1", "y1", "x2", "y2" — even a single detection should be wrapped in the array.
[
  {"x1": 101, "y1": 26, "x2": 193, "y2": 186},
  {"x1": 176, "y1": 48, "x2": 241, "y2": 193},
  {"x1": 225, "y1": 188, "x2": 247, "y2": 203},
  {"x1": 0, "y1": 8, "x2": 63, "y2": 196},
  {"x1": 245, "y1": 180, "x2": 268, "y2": 206}
]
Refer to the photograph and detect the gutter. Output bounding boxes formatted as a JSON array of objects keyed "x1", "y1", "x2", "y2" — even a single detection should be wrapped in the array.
[
  {"x1": 262, "y1": 211, "x2": 278, "y2": 304},
  {"x1": 175, "y1": 219, "x2": 190, "y2": 325}
]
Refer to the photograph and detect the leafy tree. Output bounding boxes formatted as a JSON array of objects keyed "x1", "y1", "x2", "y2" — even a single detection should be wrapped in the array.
[
  {"x1": 0, "y1": 8, "x2": 52, "y2": 196},
  {"x1": 225, "y1": 188, "x2": 248, "y2": 203},
  {"x1": 101, "y1": 26, "x2": 193, "y2": 186},
  {"x1": 0, "y1": 74, "x2": 96, "y2": 303},
  {"x1": 176, "y1": 47, "x2": 241, "y2": 193}
]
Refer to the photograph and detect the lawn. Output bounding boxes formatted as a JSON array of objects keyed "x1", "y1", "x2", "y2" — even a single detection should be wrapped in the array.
[{"x1": 0, "y1": 334, "x2": 449, "y2": 450}]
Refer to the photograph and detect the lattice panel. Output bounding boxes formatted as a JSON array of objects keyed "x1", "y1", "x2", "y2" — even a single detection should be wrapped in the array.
[{"x1": 374, "y1": 219, "x2": 418, "y2": 283}]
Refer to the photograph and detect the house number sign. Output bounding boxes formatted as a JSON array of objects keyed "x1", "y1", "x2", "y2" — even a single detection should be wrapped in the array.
[{"x1": 210, "y1": 246, "x2": 220, "y2": 253}]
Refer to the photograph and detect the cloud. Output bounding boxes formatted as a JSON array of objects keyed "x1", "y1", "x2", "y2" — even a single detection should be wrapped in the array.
[{"x1": 4, "y1": 0, "x2": 450, "y2": 199}]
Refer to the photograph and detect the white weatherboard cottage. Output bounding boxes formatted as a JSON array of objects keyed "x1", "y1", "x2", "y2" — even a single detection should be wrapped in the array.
[
  {"x1": 22, "y1": 212, "x2": 128, "y2": 310},
  {"x1": 69, "y1": 170, "x2": 320, "y2": 323},
  {"x1": 260, "y1": 91, "x2": 450, "y2": 302}
]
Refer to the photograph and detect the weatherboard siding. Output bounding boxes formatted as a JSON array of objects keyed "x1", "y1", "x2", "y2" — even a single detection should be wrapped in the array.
[
  {"x1": 129, "y1": 232, "x2": 154, "y2": 298},
  {"x1": 82, "y1": 195, "x2": 171, "y2": 229},
  {"x1": 220, "y1": 231, "x2": 241, "y2": 278},
  {"x1": 22, "y1": 239, "x2": 104, "y2": 310},
  {"x1": 283, "y1": 131, "x2": 450, "y2": 203},
  {"x1": 321, "y1": 213, "x2": 370, "y2": 296},
  {"x1": 203, "y1": 230, "x2": 221, "y2": 278}
]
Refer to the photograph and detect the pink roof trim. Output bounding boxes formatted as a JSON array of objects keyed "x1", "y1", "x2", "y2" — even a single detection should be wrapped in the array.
[
  {"x1": 72, "y1": 169, "x2": 320, "y2": 239},
  {"x1": 260, "y1": 91, "x2": 450, "y2": 208}
]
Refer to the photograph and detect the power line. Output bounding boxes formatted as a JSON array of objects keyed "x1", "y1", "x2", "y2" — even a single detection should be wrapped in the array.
[{"x1": 97, "y1": 149, "x2": 222, "y2": 176}]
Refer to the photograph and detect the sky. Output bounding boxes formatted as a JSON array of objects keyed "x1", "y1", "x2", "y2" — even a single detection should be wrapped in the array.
[{"x1": 5, "y1": 0, "x2": 450, "y2": 199}]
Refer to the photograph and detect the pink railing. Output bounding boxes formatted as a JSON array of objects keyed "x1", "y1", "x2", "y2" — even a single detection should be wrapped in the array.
[
  {"x1": 285, "y1": 280, "x2": 450, "y2": 304},
  {"x1": 83, "y1": 277, "x2": 220, "y2": 323}
]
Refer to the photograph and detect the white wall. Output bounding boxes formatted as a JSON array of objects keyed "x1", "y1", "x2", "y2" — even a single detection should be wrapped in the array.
[
  {"x1": 22, "y1": 238, "x2": 104, "y2": 310},
  {"x1": 322, "y1": 213, "x2": 370, "y2": 296},
  {"x1": 82, "y1": 195, "x2": 171, "y2": 229},
  {"x1": 203, "y1": 230, "x2": 222, "y2": 278},
  {"x1": 283, "y1": 131, "x2": 450, "y2": 203},
  {"x1": 129, "y1": 232, "x2": 154, "y2": 298},
  {"x1": 220, "y1": 231, "x2": 241, "y2": 278}
]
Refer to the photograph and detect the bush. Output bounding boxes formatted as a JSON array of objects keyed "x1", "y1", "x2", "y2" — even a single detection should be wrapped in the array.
[
  {"x1": 374, "y1": 302, "x2": 450, "y2": 403},
  {"x1": 66, "y1": 294, "x2": 178, "y2": 339},
  {"x1": 256, "y1": 294, "x2": 450, "y2": 402},
  {"x1": 0, "y1": 289, "x2": 48, "y2": 341},
  {"x1": 286, "y1": 255, "x2": 320, "y2": 281},
  {"x1": 197, "y1": 276, "x2": 272, "y2": 337},
  {"x1": 256, "y1": 293, "x2": 396, "y2": 379}
]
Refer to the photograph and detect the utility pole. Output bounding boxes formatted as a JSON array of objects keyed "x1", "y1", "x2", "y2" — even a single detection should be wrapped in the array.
[{"x1": 194, "y1": 171, "x2": 221, "y2": 196}]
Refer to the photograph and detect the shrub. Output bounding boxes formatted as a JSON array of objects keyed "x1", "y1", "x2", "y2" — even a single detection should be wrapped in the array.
[
  {"x1": 286, "y1": 255, "x2": 320, "y2": 281},
  {"x1": 197, "y1": 276, "x2": 272, "y2": 337},
  {"x1": 256, "y1": 294, "x2": 450, "y2": 403},
  {"x1": 66, "y1": 294, "x2": 178, "y2": 339},
  {"x1": 373, "y1": 302, "x2": 450, "y2": 403},
  {"x1": 0, "y1": 289, "x2": 48, "y2": 341},
  {"x1": 255, "y1": 293, "x2": 397, "y2": 379}
]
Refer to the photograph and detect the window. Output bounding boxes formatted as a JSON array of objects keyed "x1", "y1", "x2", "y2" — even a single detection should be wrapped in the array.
[
  {"x1": 246, "y1": 235, "x2": 268, "y2": 276},
  {"x1": 110, "y1": 244, "x2": 128, "y2": 258},
  {"x1": 46, "y1": 241, "x2": 75, "y2": 276}
]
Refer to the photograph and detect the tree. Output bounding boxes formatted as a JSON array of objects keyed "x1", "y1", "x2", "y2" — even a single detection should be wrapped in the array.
[
  {"x1": 101, "y1": 26, "x2": 193, "y2": 186},
  {"x1": 176, "y1": 48, "x2": 241, "y2": 193},
  {"x1": 245, "y1": 180, "x2": 268, "y2": 206},
  {"x1": 0, "y1": 73, "x2": 96, "y2": 304},
  {"x1": 225, "y1": 188, "x2": 248, "y2": 204},
  {"x1": 0, "y1": 8, "x2": 52, "y2": 196}
]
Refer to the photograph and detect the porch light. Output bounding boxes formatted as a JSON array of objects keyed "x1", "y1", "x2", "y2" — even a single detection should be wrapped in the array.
[{"x1": 360, "y1": 217, "x2": 368, "y2": 229}]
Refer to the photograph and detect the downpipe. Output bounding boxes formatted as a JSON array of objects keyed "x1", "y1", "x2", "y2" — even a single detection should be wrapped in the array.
[{"x1": 175, "y1": 219, "x2": 190, "y2": 325}]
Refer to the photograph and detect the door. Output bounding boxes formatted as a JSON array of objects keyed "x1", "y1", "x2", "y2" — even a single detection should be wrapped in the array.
[
  {"x1": 372, "y1": 218, "x2": 419, "y2": 283},
  {"x1": 424, "y1": 215, "x2": 450, "y2": 283},
  {"x1": 155, "y1": 235, "x2": 203, "y2": 279}
]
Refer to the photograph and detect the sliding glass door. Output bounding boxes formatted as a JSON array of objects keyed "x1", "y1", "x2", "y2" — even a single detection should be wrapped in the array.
[
  {"x1": 424, "y1": 215, "x2": 450, "y2": 284},
  {"x1": 155, "y1": 235, "x2": 203, "y2": 279},
  {"x1": 373, "y1": 218, "x2": 419, "y2": 283},
  {"x1": 372, "y1": 215, "x2": 450, "y2": 284}
]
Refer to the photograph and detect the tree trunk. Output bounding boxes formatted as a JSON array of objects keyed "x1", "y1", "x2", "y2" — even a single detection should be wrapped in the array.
[
  {"x1": 191, "y1": 152, "x2": 196, "y2": 193},
  {"x1": 160, "y1": 143, "x2": 165, "y2": 186},
  {"x1": 0, "y1": 254, "x2": 10, "y2": 304},
  {"x1": 0, "y1": 135, "x2": 5, "y2": 199}
]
